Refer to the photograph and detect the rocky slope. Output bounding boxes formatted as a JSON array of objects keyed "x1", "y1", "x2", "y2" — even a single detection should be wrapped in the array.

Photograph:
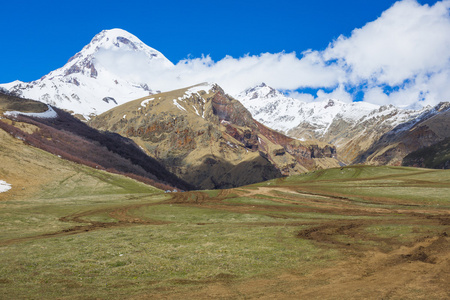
[
  {"x1": 0, "y1": 29, "x2": 173, "y2": 119},
  {"x1": 0, "y1": 92, "x2": 192, "y2": 191},
  {"x1": 89, "y1": 83, "x2": 338, "y2": 189},
  {"x1": 356, "y1": 102, "x2": 450, "y2": 166},
  {"x1": 237, "y1": 83, "x2": 448, "y2": 165},
  {"x1": 402, "y1": 137, "x2": 450, "y2": 169}
]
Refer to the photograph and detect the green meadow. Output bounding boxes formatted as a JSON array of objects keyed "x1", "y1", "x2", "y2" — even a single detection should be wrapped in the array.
[{"x1": 0, "y1": 165, "x2": 449, "y2": 299}]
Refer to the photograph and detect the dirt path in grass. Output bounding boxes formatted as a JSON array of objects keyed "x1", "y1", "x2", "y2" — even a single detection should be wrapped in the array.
[
  {"x1": 0, "y1": 189, "x2": 235, "y2": 246},
  {"x1": 132, "y1": 186, "x2": 450, "y2": 299},
  {"x1": 0, "y1": 201, "x2": 171, "y2": 246},
  {"x1": 1, "y1": 185, "x2": 449, "y2": 298},
  {"x1": 1, "y1": 186, "x2": 447, "y2": 246},
  {"x1": 235, "y1": 186, "x2": 450, "y2": 216}
]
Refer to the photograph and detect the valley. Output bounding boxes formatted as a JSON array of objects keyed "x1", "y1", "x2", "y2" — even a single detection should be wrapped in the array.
[{"x1": 1, "y1": 163, "x2": 448, "y2": 299}]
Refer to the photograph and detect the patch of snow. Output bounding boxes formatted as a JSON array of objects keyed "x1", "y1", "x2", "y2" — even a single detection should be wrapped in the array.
[
  {"x1": 193, "y1": 105, "x2": 200, "y2": 116},
  {"x1": 173, "y1": 99, "x2": 186, "y2": 112},
  {"x1": 226, "y1": 141, "x2": 236, "y2": 148},
  {"x1": 123, "y1": 114, "x2": 127, "y2": 119},
  {"x1": 0, "y1": 180, "x2": 11, "y2": 193},
  {"x1": 186, "y1": 82, "x2": 215, "y2": 95},
  {"x1": 141, "y1": 98, "x2": 154, "y2": 107},
  {"x1": 4, "y1": 105, "x2": 57, "y2": 119}
]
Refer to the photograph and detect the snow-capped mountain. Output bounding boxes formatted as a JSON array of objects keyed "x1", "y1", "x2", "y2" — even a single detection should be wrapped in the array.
[
  {"x1": 237, "y1": 83, "x2": 382, "y2": 135},
  {"x1": 355, "y1": 101, "x2": 450, "y2": 166},
  {"x1": 236, "y1": 83, "x2": 446, "y2": 163},
  {"x1": 0, "y1": 29, "x2": 173, "y2": 119},
  {"x1": 237, "y1": 83, "x2": 427, "y2": 138}
]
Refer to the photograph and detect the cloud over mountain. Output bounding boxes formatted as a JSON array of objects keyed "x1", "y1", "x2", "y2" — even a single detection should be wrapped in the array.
[{"x1": 145, "y1": 0, "x2": 450, "y2": 107}]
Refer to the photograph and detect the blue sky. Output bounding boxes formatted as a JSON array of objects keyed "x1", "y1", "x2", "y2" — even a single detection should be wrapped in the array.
[
  {"x1": 1, "y1": 0, "x2": 449, "y2": 107},
  {"x1": 0, "y1": 0, "x2": 438, "y2": 82}
]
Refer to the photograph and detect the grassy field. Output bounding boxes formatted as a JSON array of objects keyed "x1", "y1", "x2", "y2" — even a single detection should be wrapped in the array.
[{"x1": 0, "y1": 164, "x2": 449, "y2": 299}]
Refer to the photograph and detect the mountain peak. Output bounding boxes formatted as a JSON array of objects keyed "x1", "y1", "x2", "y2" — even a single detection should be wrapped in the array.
[
  {"x1": 87, "y1": 28, "x2": 150, "y2": 53},
  {"x1": 63, "y1": 28, "x2": 173, "y2": 79},
  {"x1": 67, "y1": 28, "x2": 173, "y2": 65},
  {"x1": 239, "y1": 82, "x2": 284, "y2": 100},
  {"x1": 89, "y1": 84, "x2": 337, "y2": 189},
  {"x1": 0, "y1": 29, "x2": 175, "y2": 118},
  {"x1": 324, "y1": 99, "x2": 335, "y2": 109},
  {"x1": 98, "y1": 28, "x2": 136, "y2": 38}
]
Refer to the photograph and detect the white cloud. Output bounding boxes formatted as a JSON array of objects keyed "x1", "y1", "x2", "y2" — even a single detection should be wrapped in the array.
[
  {"x1": 94, "y1": 48, "x2": 172, "y2": 83},
  {"x1": 316, "y1": 85, "x2": 353, "y2": 103},
  {"x1": 363, "y1": 69, "x2": 450, "y2": 108},
  {"x1": 323, "y1": 0, "x2": 450, "y2": 87},
  {"x1": 95, "y1": 0, "x2": 450, "y2": 108},
  {"x1": 285, "y1": 91, "x2": 316, "y2": 103},
  {"x1": 363, "y1": 87, "x2": 392, "y2": 106},
  {"x1": 143, "y1": 51, "x2": 343, "y2": 95}
]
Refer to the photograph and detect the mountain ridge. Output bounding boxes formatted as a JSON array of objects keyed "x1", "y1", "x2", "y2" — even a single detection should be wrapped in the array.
[
  {"x1": 237, "y1": 83, "x2": 449, "y2": 166},
  {"x1": 89, "y1": 83, "x2": 338, "y2": 189}
]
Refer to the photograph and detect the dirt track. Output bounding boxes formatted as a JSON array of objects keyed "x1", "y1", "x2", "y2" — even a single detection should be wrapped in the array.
[{"x1": 1, "y1": 186, "x2": 449, "y2": 299}]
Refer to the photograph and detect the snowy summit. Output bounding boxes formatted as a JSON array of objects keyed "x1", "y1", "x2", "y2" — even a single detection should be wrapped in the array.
[{"x1": 0, "y1": 29, "x2": 174, "y2": 119}]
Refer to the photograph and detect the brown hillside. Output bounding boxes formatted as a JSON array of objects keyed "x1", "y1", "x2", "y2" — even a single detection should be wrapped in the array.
[
  {"x1": 89, "y1": 83, "x2": 339, "y2": 189},
  {"x1": 0, "y1": 92, "x2": 192, "y2": 191}
]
